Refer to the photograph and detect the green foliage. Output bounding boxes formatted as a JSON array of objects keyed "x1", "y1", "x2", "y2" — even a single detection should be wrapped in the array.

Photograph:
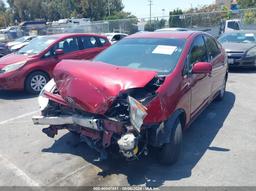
[
  {"x1": 105, "y1": 11, "x2": 136, "y2": 20},
  {"x1": 144, "y1": 19, "x2": 166, "y2": 31},
  {"x1": 244, "y1": 10, "x2": 256, "y2": 24},
  {"x1": 169, "y1": 9, "x2": 184, "y2": 27},
  {"x1": 237, "y1": 0, "x2": 256, "y2": 9},
  {"x1": 0, "y1": 0, "x2": 136, "y2": 27},
  {"x1": 238, "y1": 0, "x2": 256, "y2": 24}
]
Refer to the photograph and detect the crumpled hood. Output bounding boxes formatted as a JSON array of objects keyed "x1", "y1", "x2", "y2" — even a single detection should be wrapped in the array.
[
  {"x1": 0, "y1": 53, "x2": 30, "y2": 69},
  {"x1": 222, "y1": 42, "x2": 256, "y2": 53},
  {"x1": 53, "y1": 60, "x2": 157, "y2": 114}
]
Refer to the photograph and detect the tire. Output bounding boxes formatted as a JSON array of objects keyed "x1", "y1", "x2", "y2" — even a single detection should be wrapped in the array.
[
  {"x1": 25, "y1": 71, "x2": 49, "y2": 94},
  {"x1": 157, "y1": 118, "x2": 183, "y2": 165},
  {"x1": 216, "y1": 77, "x2": 227, "y2": 101}
]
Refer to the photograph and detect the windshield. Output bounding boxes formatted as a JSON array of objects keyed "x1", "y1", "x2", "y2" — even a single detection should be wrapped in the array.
[
  {"x1": 219, "y1": 32, "x2": 256, "y2": 44},
  {"x1": 17, "y1": 36, "x2": 58, "y2": 55},
  {"x1": 94, "y1": 38, "x2": 186, "y2": 74}
]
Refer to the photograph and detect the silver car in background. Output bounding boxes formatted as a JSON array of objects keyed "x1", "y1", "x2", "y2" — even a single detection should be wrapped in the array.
[{"x1": 218, "y1": 30, "x2": 256, "y2": 68}]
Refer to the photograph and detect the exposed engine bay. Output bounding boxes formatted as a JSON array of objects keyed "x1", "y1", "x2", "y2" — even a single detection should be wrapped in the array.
[{"x1": 33, "y1": 61, "x2": 165, "y2": 160}]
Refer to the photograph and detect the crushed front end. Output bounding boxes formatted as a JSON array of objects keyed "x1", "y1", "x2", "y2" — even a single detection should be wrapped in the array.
[
  {"x1": 33, "y1": 76, "x2": 164, "y2": 160},
  {"x1": 32, "y1": 60, "x2": 166, "y2": 160}
]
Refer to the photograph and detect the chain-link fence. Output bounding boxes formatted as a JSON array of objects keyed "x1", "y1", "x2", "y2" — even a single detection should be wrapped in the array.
[
  {"x1": 45, "y1": 18, "x2": 138, "y2": 35},
  {"x1": 44, "y1": 8, "x2": 256, "y2": 37},
  {"x1": 147, "y1": 8, "x2": 256, "y2": 37},
  {"x1": 1, "y1": 8, "x2": 256, "y2": 42}
]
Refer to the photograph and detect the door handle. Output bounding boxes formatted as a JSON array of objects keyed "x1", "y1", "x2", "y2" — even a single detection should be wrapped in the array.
[{"x1": 184, "y1": 82, "x2": 191, "y2": 89}]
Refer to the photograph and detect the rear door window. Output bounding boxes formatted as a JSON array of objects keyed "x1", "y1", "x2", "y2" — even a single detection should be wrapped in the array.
[
  {"x1": 80, "y1": 36, "x2": 101, "y2": 49},
  {"x1": 54, "y1": 37, "x2": 80, "y2": 54},
  {"x1": 204, "y1": 36, "x2": 221, "y2": 60}
]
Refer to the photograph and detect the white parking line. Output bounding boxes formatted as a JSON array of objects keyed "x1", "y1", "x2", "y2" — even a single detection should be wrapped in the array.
[
  {"x1": 0, "y1": 111, "x2": 38, "y2": 125},
  {"x1": 49, "y1": 163, "x2": 92, "y2": 186},
  {"x1": 0, "y1": 154, "x2": 40, "y2": 186}
]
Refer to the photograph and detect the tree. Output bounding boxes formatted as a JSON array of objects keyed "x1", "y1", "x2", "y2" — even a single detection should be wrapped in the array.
[
  {"x1": 5, "y1": 0, "x2": 126, "y2": 22},
  {"x1": 169, "y1": 9, "x2": 184, "y2": 27},
  {"x1": 1, "y1": 0, "x2": 137, "y2": 27},
  {"x1": 144, "y1": 19, "x2": 166, "y2": 31},
  {"x1": 237, "y1": 0, "x2": 256, "y2": 9}
]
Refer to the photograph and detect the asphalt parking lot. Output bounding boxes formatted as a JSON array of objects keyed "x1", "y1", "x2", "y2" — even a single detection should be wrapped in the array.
[{"x1": 0, "y1": 69, "x2": 256, "y2": 187}]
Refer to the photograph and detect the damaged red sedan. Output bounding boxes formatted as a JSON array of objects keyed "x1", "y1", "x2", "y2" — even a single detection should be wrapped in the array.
[{"x1": 33, "y1": 31, "x2": 228, "y2": 165}]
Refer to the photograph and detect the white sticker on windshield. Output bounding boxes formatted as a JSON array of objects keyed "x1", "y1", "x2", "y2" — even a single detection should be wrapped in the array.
[
  {"x1": 27, "y1": 50, "x2": 33, "y2": 53},
  {"x1": 152, "y1": 45, "x2": 177, "y2": 55},
  {"x1": 245, "y1": 33, "x2": 254, "y2": 37}
]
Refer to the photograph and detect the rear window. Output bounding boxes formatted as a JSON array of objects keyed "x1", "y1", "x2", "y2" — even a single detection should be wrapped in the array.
[{"x1": 227, "y1": 21, "x2": 240, "y2": 30}]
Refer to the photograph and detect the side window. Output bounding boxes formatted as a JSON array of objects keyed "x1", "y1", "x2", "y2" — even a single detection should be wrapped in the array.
[
  {"x1": 80, "y1": 36, "x2": 98, "y2": 49},
  {"x1": 55, "y1": 37, "x2": 79, "y2": 54},
  {"x1": 189, "y1": 35, "x2": 208, "y2": 69},
  {"x1": 99, "y1": 37, "x2": 107, "y2": 45},
  {"x1": 43, "y1": 50, "x2": 52, "y2": 58},
  {"x1": 204, "y1": 36, "x2": 221, "y2": 60},
  {"x1": 113, "y1": 35, "x2": 121, "y2": 41}
]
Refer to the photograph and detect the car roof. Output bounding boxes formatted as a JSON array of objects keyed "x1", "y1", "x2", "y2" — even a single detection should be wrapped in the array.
[
  {"x1": 127, "y1": 31, "x2": 199, "y2": 39},
  {"x1": 49, "y1": 33, "x2": 107, "y2": 39},
  {"x1": 155, "y1": 28, "x2": 189, "y2": 32},
  {"x1": 222, "y1": 30, "x2": 256, "y2": 34},
  {"x1": 105, "y1": 33, "x2": 128, "y2": 36}
]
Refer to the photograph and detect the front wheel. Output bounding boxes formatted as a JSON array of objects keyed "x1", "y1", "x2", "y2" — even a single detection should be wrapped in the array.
[
  {"x1": 157, "y1": 118, "x2": 183, "y2": 165},
  {"x1": 25, "y1": 71, "x2": 49, "y2": 94}
]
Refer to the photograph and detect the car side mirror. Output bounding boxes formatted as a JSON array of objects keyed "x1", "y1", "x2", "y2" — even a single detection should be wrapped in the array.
[
  {"x1": 55, "y1": 49, "x2": 64, "y2": 56},
  {"x1": 192, "y1": 62, "x2": 212, "y2": 74}
]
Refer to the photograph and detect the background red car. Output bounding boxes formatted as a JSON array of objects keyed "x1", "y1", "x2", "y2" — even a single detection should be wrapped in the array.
[{"x1": 0, "y1": 33, "x2": 110, "y2": 94}]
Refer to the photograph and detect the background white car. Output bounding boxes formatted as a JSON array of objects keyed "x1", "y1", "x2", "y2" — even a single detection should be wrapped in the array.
[
  {"x1": 104, "y1": 33, "x2": 128, "y2": 44},
  {"x1": 7, "y1": 36, "x2": 36, "y2": 51}
]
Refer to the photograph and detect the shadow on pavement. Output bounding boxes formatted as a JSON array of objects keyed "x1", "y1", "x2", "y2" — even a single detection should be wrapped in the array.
[
  {"x1": 0, "y1": 90, "x2": 36, "y2": 100},
  {"x1": 42, "y1": 91, "x2": 235, "y2": 187},
  {"x1": 229, "y1": 67, "x2": 256, "y2": 74}
]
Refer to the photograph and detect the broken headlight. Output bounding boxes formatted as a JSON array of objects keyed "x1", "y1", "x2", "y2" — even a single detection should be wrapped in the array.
[
  {"x1": 128, "y1": 96, "x2": 147, "y2": 132},
  {"x1": 38, "y1": 79, "x2": 56, "y2": 111}
]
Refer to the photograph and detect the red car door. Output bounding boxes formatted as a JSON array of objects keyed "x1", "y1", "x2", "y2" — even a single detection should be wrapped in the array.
[
  {"x1": 204, "y1": 35, "x2": 226, "y2": 98},
  {"x1": 187, "y1": 35, "x2": 212, "y2": 118},
  {"x1": 37, "y1": 37, "x2": 83, "y2": 75},
  {"x1": 54, "y1": 37, "x2": 84, "y2": 60}
]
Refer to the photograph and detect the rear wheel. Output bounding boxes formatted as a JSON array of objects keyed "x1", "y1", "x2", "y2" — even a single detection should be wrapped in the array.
[
  {"x1": 25, "y1": 71, "x2": 49, "y2": 94},
  {"x1": 157, "y1": 118, "x2": 183, "y2": 165}
]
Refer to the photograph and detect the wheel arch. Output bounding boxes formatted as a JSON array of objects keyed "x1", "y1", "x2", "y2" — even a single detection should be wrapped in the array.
[{"x1": 148, "y1": 108, "x2": 187, "y2": 147}]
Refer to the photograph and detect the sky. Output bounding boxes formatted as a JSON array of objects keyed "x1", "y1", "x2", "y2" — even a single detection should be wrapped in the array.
[{"x1": 122, "y1": 0, "x2": 215, "y2": 18}]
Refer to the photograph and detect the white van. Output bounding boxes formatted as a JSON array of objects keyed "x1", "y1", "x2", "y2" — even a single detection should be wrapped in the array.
[{"x1": 219, "y1": 19, "x2": 241, "y2": 34}]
